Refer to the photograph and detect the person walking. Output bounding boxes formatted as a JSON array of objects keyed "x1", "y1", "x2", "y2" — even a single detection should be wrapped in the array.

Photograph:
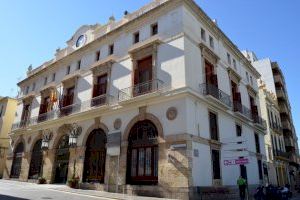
[{"x1": 237, "y1": 176, "x2": 247, "y2": 200}]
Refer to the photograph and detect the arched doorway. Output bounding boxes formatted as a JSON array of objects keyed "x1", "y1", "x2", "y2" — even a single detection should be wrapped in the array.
[
  {"x1": 83, "y1": 129, "x2": 107, "y2": 183},
  {"x1": 53, "y1": 135, "x2": 70, "y2": 183},
  {"x1": 28, "y1": 139, "x2": 43, "y2": 179},
  {"x1": 126, "y1": 120, "x2": 158, "y2": 185},
  {"x1": 10, "y1": 142, "x2": 24, "y2": 178}
]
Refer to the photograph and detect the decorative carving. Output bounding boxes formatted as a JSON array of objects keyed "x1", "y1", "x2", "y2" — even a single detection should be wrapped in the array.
[
  {"x1": 114, "y1": 118, "x2": 122, "y2": 130},
  {"x1": 70, "y1": 123, "x2": 82, "y2": 138},
  {"x1": 42, "y1": 129, "x2": 53, "y2": 142},
  {"x1": 166, "y1": 107, "x2": 178, "y2": 121}
]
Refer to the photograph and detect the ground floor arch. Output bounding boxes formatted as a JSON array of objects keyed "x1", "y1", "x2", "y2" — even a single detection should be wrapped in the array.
[
  {"x1": 28, "y1": 139, "x2": 43, "y2": 179},
  {"x1": 126, "y1": 120, "x2": 159, "y2": 185},
  {"x1": 83, "y1": 128, "x2": 107, "y2": 183},
  {"x1": 10, "y1": 142, "x2": 24, "y2": 179},
  {"x1": 53, "y1": 135, "x2": 70, "y2": 183}
]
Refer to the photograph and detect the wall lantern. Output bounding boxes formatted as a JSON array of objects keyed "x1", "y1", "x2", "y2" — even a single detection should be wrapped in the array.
[
  {"x1": 42, "y1": 129, "x2": 53, "y2": 151},
  {"x1": 68, "y1": 123, "x2": 82, "y2": 148}
]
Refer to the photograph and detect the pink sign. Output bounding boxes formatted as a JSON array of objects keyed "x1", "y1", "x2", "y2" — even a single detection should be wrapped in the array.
[{"x1": 224, "y1": 158, "x2": 249, "y2": 166}]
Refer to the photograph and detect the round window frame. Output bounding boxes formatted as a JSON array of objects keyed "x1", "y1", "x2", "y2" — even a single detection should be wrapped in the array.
[{"x1": 76, "y1": 34, "x2": 86, "y2": 48}]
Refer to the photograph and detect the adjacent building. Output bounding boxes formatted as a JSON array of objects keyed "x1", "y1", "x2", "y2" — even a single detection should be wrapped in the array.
[
  {"x1": 243, "y1": 50, "x2": 299, "y2": 188},
  {"x1": 0, "y1": 97, "x2": 17, "y2": 178},
  {"x1": 4, "y1": 0, "x2": 267, "y2": 199}
]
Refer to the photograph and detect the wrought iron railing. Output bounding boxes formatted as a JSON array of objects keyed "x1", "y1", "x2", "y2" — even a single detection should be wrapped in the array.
[
  {"x1": 11, "y1": 94, "x2": 112, "y2": 130},
  {"x1": 199, "y1": 83, "x2": 232, "y2": 108},
  {"x1": 118, "y1": 79, "x2": 165, "y2": 101},
  {"x1": 252, "y1": 114, "x2": 267, "y2": 127},
  {"x1": 233, "y1": 101, "x2": 252, "y2": 119},
  {"x1": 275, "y1": 150, "x2": 290, "y2": 158}
]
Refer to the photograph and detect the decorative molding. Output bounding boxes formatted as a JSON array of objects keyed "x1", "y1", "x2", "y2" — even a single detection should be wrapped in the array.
[
  {"x1": 114, "y1": 118, "x2": 122, "y2": 130},
  {"x1": 199, "y1": 42, "x2": 219, "y2": 65},
  {"x1": 227, "y1": 67, "x2": 241, "y2": 83},
  {"x1": 166, "y1": 107, "x2": 178, "y2": 121},
  {"x1": 70, "y1": 123, "x2": 82, "y2": 137}
]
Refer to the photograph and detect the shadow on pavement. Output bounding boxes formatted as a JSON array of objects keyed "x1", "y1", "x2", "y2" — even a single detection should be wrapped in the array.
[{"x1": 0, "y1": 194, "x2": 29, "y2": 200}]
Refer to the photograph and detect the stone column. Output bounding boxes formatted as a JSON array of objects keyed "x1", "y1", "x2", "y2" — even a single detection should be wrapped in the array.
[
  {"x1": 43, "y1": 149, "x2": 55, "y2": 183},
  {"x1": 117, "y1": 142, "x2": 128, "y2": 190},
  {"x1": 3, "y1": 153, "x2": 13, "y2": 179},
  {"x1": 68, "y1": 146, "x2": 85, "y2": 181},
  {"x1": 19, "y1": 152, "x2": 30, "y2": 182}
]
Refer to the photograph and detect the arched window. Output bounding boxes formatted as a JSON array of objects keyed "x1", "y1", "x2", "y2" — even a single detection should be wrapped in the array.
[
  {"x1": 10, "y1": 142, "x2": 24, "y2": 178},
  {"x1": 126, "y1": 120, "x2": 158, "y2": 185},
  {"x1": 83, "y1": 129, "x2": 107, "y2": 183},
  {"x1": 54, "y1": 135, "x2": 70, "y2": 183},
  {"x1": 28, "y1": 139, "x2": 43, "y2": 179}
]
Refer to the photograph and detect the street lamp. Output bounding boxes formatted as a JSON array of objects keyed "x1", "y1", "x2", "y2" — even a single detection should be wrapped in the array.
[
  {"x1": 41, "y1": 129, "x2": 53, "y2": 151},
  {"x1": 68, "y1": 123, "x2": 82, "y2": 148}
]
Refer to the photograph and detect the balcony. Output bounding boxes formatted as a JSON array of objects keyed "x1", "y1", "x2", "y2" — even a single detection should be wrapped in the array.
[
  {"x1": 282, "y1": 119, "x2": 292, "y2": 131},
  {"x1": 274, "y1": 150, "x2": 290, "y2": 160},
  {"x1": 279, "y1": 101, "x2": 289, "y2": 116},
  {"x1": 274, "y1": 74, "x2": 284, "y2": 86},
  {"x1": 233, "y1": 101, "x2": 252, "y2": 120},
  {"x1": 252, "y1": 114, "x2": 267, "y2": 128},
  {"x1": 118, "y1": 79, "x2": 166, "y2": 102},
  {"x1": 199, "y1": 83, "x2": 232, "y2": 109},
  {"x1": 276, "y1": 88, "x2": 287, "y2": 101},
  {"x1": 270, "y1": 123, "x2": 283, "y2": 133},
  {"x1": 11, "y1": 94, "x2": 112, "y2": 131}
]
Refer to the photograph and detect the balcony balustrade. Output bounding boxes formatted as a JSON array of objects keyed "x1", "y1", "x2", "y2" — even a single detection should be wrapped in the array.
[
  {"x1": 252, "y1": 114, "x2": 267, "y2": 127},
  {"x1": 274, "y1": 150, "x2": 290, "y2": 159},
  {"x1": 199, "y1": 83, "x2": 232, "y2": 108},
  {"x1": 12, "y1": 94, "x2": 112, "y2": 130},
  {"x1": 118, "y1": 79, "x2": 165, "y2": 102},
  {"x1": 233, "y1": 101, "x2": 252, "y2": 119}
]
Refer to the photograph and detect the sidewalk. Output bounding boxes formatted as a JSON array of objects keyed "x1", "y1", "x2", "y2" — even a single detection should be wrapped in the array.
[{"x1": 44, "y1": 184, "x2": 175, "y2": 200}]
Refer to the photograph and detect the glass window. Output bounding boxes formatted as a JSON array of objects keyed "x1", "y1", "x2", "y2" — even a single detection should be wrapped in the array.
[
  {"x1": 66, "y1": 66, "x2": 71, "y2": 75},
  {"x1": 95, "y1": 51, "x2": 101, "y2": 61},
  {"x1": 133, "y1": 32, "x2": 140, "y2": 44},
  {"x1": 227, "y1": 53, "x2": 231, "y2": 65},
  {"x1": 255, "y1": 133, "x2": 260, "y2": 153},
  {"x1": 109, "y1": 44, "x2": 114, "y2": 55},
  {"x1": 201, "y1": 28, "x2": 206, "y2": 41},
  {"x1": 151, "y1": 23, "x2": 158, "y2": 36},
  {"x1": 209, "y1": 112, "x2": 219, "y2": 140},
  {"x1": 209, "y1": 36, "x2": 214, "y2": 48},
  {"x1": 236, "y1": 124, "x2": 242, "y2": 137}
]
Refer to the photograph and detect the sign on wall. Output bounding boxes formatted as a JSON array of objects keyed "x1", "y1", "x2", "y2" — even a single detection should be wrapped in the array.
[
  {"x1": 107, "y1": 131, "x2": 121, "y2": 156},
  {"x1": 224, "y1": 158, "x2": 249, "y2": 166}
]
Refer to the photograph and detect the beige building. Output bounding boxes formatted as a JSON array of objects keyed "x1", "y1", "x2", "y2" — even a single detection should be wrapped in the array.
[
  {"x1": 258, "y1": 82, "x2": 289, "y2": 186},
  {"x1": 0, "y1": 97, "x2": 17, "y2": 178}
]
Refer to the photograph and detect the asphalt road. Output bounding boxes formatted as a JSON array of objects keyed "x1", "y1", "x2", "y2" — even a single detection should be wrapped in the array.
[{"x1": 0, "y1": 180, "x2": 115, "y2": 200}]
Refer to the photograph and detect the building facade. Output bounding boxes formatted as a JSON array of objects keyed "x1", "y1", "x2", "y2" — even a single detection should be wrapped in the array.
[
  {"x1": 4, "y1": 0, "x2": 267, "y2": 199},
  {"x1": 258, "y1": 82, "x2": 289, "y2": 186},
  {"x1": 243, "y1": 50, "x2": 299, "y2": 188},
  {"x1": 0, "y1": 97, "x2": 17, "y2": 178}
]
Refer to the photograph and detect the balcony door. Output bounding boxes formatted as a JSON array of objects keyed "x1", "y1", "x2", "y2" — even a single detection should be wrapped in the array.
[
  {"x1": 92, "y1": 74, "x2": 107, "y2": 107},
  {"x1": 60, "y1": 87, "x2": 75, "y2": 116},
  {"x1": 249, "y1": 96, "x2": 258, "y2": 120},
  {"x1": 21, "y1": 104, "x2": 31, "y2": 127},
  {"x1": 134, "y1": 56, "x2": 153, "y2": 96},
  {"x1": 38, "y1": 96, "x2": 51, "y2": 122},
  {"x1": 205, "y1": 61, "x2": 218, "y2": 87},
  {"x1": 231, "y1": 81, "x2": 241, "y2": 111}
]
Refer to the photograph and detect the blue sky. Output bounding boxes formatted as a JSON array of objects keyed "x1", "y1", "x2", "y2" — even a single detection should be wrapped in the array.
[{"x1": 0, "y1": 0, "x2": 299, "y2": 140}]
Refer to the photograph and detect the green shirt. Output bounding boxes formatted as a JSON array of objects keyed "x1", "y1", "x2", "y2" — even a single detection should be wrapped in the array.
[{"x1": 237, "y1": 178, "x2": 246, "y2": 186}]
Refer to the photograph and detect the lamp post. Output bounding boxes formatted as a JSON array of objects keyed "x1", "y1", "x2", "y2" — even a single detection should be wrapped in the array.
[{"x1": 68, "y1": 123, "x2": 82, "y2": 184}]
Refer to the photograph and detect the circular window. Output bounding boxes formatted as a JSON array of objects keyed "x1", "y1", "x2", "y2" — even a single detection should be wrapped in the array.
[{"x1": 76, "y1": 35, "x2": 86, "y2": 48}]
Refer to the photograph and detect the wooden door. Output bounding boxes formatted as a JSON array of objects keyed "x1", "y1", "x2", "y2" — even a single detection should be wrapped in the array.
[{"x1": 134, "y1": 56, "x2": 153, "y2": 96}]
